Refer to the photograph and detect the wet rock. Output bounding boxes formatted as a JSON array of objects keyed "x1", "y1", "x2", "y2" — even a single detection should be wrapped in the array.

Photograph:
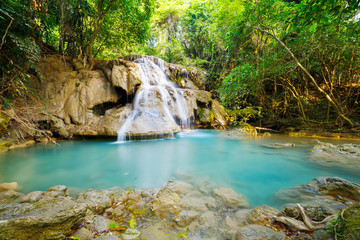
[
  {"x1": 263, "y1": 143, "x2": 295, "y2": 148},
  {"x1": 106, "y1": 204, "x2": 125, "y2": 216},
  {"x1": 166, "y1": 181, "x2": 194, "y2": 196},
  {"x1": 8, "y1": 140, "x2": 36, "y2": 150},
  {"x1": 72, "y1": 227, "x2": 93, "y2": 240},
  {"x1": 181, "y1": 196, "x2": 209, "y2": 212},
  {"x1": 248, "y1": 205, "x2": 280, "y2": 225},
  {"x1": 121, "y1": 229, "x2": 141, "y2": 240},
  {"x1": 222, "y1": 124, "x2": 257, "y2": 138},
  {"x1": 234, "y1": 209, "x2": 251, "y2": 226},
  {"x1": 173, "y1": 210, "x2": 199, "y2": 227},
  {"x1": 311, "y1": 140, "x2": 360, "y2": 171},
  {"x1": 0, "y1": 182, "x2": 19, "y2": 192},
  {"x1": 77, "y1": 189, "x2": 113, "y2": 214},
  {"x1": 199, "y1": 211, "x2": 216, "y2": 226},
  {"x1": 0, "y1": 196, "x2": 87, "y2": 240},
  {"x1": 289, "y1": 232, "x2": 313, "y2": 240},
  {"x1": 0, "y1": 190, "x2": 24, "y2": 204},
  {"x1": 151, "y1": 188, "x2": 181, "y2": 217},
  {"x1": 235, "y1": 224, "x2": 286, "y2": 240},
  {"x1": 90, "y1": 216, "x2": 113, "y2": 232},
  {"x1": 211, "y1": 100, "x2": 227, "y2": 128},
  {"x1": 303, "y1": 177, "x2": 360, "y2": 201},
  {"x1": 21, "y1": 191, "x2": 43, "y2": 203},
  {"x1": 44, "y1": 185, "x2": 69, "y2": 198},
  {"x1": 213, "y1": 187, "x2": 249, "y2": 208},
  {"x1": 95, "y1": 235, "x2": 122, "y2": 240},
  {"x1": 224, "y1": 215, "x2": 239, "y2": 230},
  {"x1": 0, "y1": 139, "x2": 12, "y2": 153}
]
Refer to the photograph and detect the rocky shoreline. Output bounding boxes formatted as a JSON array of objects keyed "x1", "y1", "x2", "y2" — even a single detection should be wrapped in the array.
[{"x1": 1, "y1": 176, "x2": 359, "y2": 240}]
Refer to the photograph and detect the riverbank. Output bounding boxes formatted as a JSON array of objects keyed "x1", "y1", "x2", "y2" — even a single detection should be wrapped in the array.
[{"x1": 1, "y1": 176, "x2": 359, "y2": 240}]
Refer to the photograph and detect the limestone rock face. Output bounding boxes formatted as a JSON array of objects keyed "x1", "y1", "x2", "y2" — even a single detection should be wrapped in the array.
[
  {"x1": 0, "y1": 196, "x2": 87, "y2": 240},
  {"x1": 110, "y1": 59, "x2": 142, "y2": 94},
  {"x1": 33, "y1": 54, "x2": 227, "y2": 139}
]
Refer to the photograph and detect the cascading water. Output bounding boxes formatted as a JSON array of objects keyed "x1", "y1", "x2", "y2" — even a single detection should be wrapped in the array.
[{"x1": 117, "y1": 56, "x2": 190, "y2": 141}]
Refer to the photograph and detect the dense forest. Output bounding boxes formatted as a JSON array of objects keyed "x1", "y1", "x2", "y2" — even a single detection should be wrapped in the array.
[{"x1": 1, "y1": 0, "x2": 360, "y2": 130}]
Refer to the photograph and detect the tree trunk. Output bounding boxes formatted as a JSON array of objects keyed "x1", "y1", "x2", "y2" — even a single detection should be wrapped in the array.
[{"x1": 255, "y1": 27, "x2": 353, "y2": 127}]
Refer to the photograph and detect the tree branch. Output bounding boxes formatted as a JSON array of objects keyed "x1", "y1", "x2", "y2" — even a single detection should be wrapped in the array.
[
  {"x1": 0, "y1": 9, "x2": 14, "y2": 50},
  {"x1": 254, "y1": 26, "x2": 353, "y2": 127}
]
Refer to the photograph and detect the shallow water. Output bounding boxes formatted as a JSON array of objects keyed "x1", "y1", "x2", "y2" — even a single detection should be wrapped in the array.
[{"x1": 0, "y1": 130, "x2": 359, "y2": 207}]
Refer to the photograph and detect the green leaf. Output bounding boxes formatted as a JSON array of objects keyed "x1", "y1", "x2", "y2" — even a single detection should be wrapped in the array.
[
  {"x1": 129, "y1": 217, "x2": 136, "y2": 229},
  {"x1": 109, "y1": 221, "x2": 116, "y2": 229},
  {"x1": 309, "y1": 22, "x2": 317, "y2": 32}
]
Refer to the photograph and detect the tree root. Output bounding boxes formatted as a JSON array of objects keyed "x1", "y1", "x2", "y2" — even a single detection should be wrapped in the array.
[{"x1": 274, "y1": 203, "x2": 335, "y2": 231}]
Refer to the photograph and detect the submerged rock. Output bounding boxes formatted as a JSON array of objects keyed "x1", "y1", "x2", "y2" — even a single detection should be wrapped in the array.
[
  {"x1": 310, "y1": 140, "x2": 360, "y2": 171},
  {"x1": 213, "y1": 187, "x2": 249, "y2": 208},
  {"x1": 263, "y1": 143, "x2": 295, "y2": 148},
  {"x1": 0, "y1": 182, "x2": 19, "y2": 192}
]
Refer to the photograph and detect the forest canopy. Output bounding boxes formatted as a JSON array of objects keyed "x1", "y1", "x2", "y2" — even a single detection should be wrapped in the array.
[{"x1": 1, "y1": 0, "x2": 360, "y2": 128}]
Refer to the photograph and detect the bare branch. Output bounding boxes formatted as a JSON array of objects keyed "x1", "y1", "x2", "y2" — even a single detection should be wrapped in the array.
[{"x1": 0, "y1": 9, "x2": 14, "y2": 50}]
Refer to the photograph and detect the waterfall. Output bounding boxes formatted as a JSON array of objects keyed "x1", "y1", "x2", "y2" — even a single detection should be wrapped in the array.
[{"x1": 117, "y1": 56, "x2": 190, "y2": 141}]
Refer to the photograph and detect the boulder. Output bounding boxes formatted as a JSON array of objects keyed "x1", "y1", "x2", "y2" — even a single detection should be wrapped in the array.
[
  {"x1": 310, "y1": 140, "x2": 360, "y2": 171},
  {"x1": 0, "y1": 182, "x2": 19, "y2": 192},
  {"x1": 275, "y1": 177, "x2": 360, "y2": 205},
  {"x1": 0, "y1": 190, "x2": 24, "y2": 204},
  {"x1": 173, "y1": 210, "x2": 199, "y2": 227},
  {"x1": 21, "y1": 191, "x2": 43, "y2": 203},
  {"x1": 235, "y1": 224, "x2": 286, "y2": 240},
  {"x1": 77, "y1": 189, "x2": 113, "y2": 214},
  {"x1": 90, "y1": 216, "x2": 113, "y2": 232},
  {"x1": 180, "y1": 196, "x2": 210, "y2": 212},
  {"x1": 72, "y1": 227, "x2": 93, "y2": 240},
  {"x1": 44, "y1": 185, "x2": 69, "y2": 198},
  {"x1": 165, "y1": 181, "x2": 194, "y2": 196},
  {"x1": 150, "y1": 188, "x2": 181, "y2": 217},
  {"x1": 303, "y1": 177, "x2": 360, "y2": 201},
  {"x1": 0, "y1": 196, "x2": 87, "y2": 240},
  {"x1": 199, "y1": 211, "x2": 216, "y2": 227},
  {"x1": 213, "y1": 187, "x2": 249, "y2": 208},
  {"x1": 248, "y1": 205, "x2": 280, "y2": 225}
]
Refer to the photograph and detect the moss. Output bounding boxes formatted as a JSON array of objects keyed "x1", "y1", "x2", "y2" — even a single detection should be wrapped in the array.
[
  {"x1": 343, "y1": 203, "x2": 360, "y2": 239},
  {"x1": 0, "y1": 112, "x2": 10, "y2": 135}
]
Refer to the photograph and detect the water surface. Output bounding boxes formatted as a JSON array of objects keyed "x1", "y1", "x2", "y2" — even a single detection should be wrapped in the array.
[{"x1": 0, "y1": 130, "x2": 359, "y2": 207}]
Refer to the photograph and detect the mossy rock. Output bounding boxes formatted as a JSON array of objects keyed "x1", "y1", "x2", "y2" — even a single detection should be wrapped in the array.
[
  {"x1": 240, "y1": 123, "x2": 257, "y2": 136},
  {"x1": 198, "y1": 107, "x2": 214, "y2": 124},
  {"x1": 343, "y1": 203, "x2": 360, "y2": 239},
  {"x1": 0, "y1": 139, "x2": 13, "y2": 152},
  {"x1": 0, "y1": 112, "x2": 10, "y2": 135}
]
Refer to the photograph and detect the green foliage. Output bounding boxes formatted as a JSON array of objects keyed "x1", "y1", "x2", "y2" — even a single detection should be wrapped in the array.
[
  {"x1": 109, "y1": 221, "x2": 116, "y2": 229},
  {"x1": 219, "y1": 63, "x2": 257, "y2": 109},
  {"x1": 327, "y1": 212, "x2": 345, "y2": 239}
]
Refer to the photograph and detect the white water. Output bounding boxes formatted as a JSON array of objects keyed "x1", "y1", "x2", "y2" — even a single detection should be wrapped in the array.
[{"x1": 117, "y1": 57, "x2": 190, "y2": 141}]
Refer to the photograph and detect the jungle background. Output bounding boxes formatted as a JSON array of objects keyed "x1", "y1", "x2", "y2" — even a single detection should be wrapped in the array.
[{"x1": 1, "y1": 0, "x2": 360, "y2": 130}]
